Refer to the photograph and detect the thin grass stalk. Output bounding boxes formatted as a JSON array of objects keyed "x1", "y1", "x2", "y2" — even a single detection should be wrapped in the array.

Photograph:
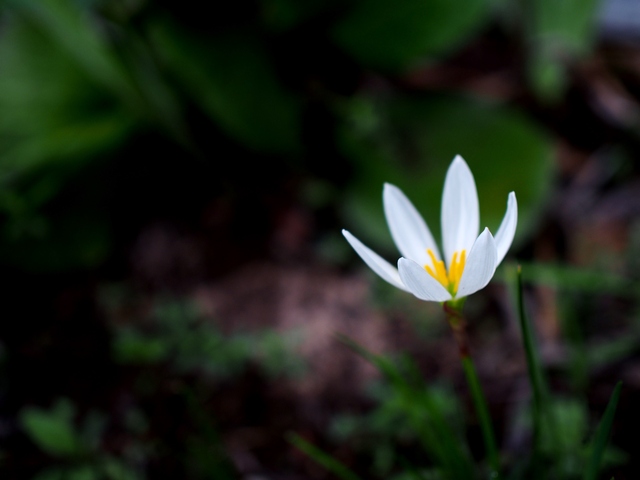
[
  {"x1": 337, "y1": 334, "x2": 476, "y2": 479},
  {"x1": 583, "y1": 381, "x2": 622, "y2": 480},
  {"x1": 288, "y1": 433, "x2": 362, "y2": 480},
  {"x1": 515, "y1": 265, "x2": 559, "y2": 461}
]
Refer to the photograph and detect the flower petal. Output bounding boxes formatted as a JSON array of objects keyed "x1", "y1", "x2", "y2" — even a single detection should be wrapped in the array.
[
  {"x1": 494, "y1": 192, "x2": 518, "y2": 265},
  {"x1": 398, "y1": 258, "x2": 452, "y2": 302},
  {"x1": 342, "y1": 230, "x2": 409, "y2": 291},
  {"x1": 456, "y1": 228, "x2": 497, "y2": 298},
  {"x1": 383, "y1": 183, "x2": 439, "y2": 266},
  {"x1": 441, "y1": 155, "x2": 479, "y2": 267}
]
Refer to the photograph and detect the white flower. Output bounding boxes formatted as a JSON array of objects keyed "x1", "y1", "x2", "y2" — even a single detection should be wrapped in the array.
[{"x1": 342, "y1": 155, "x2": 517, "y2": 302}]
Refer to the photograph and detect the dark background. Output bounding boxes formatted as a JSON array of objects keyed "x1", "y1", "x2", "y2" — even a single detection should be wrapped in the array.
[{"x1": 1, "y1": 0, "x2": 640, "y2": 478}]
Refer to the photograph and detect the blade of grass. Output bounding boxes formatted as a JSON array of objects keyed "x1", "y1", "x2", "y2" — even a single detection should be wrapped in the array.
[
  {"x1": 287, "y1": 433, "x2": 362, "y2": 480},
  {"x1": 513, "y1": 262, "x2": 640, "y2": 297},
  {"x1": 337, "y1": 334, "x2": 476, "y2": 480},
  {"x1": 516, "y1": 266, "x2": 548, "y2": 409},
  {"x1": 460, "y1": 355, "x2": 500, "y2": 478},
  {"x1": 514, "y1": 265, "x2": 559, "y2": 473},
  {"x1": 583, "y1": 381, "x2": 622, "y2": 480}
]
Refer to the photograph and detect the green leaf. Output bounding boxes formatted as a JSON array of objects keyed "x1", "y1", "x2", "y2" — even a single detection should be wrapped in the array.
[
  {"x1": 19, "y1": 400, "x2": 81, "y2": 458},
  {"x1": 112, "y1": 330, "x2": 170, "y2": 365},
  {"x1": 10, "y1": 0, "x2": 137, "y2": 104},
  {"x1": 332, "y1": 0, "x2": 490, "y2": 71},
  {"x1": 0, "y1": 11, "x2": 134, "y2": 267},
  {"x1": 288, "y1": 433, "x2": 362, "y2": 480},
  {"x1": 0, "y1": 12, "x2": 133, "y2": 163},
  {"x1": 584, "y1": 382, "x2": 622, "y2": 480},
  {"x1": 523, "y1": 0, "x2": 600, "y2": 100},
  {"x1": 0, "y1": 113, "x2": 134, "y2": 185},
  {"x1": 150, "y1": 20, "x2": 302, "y2": 154},
  {"x1": 260, "y1": 0, "x2": 341, "y2": 31},
  {"x1": 549, "y1": 400, "x2": 588, "y2": 452}
]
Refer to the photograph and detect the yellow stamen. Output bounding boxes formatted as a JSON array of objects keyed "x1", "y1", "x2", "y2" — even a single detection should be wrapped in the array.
[
  {"x1": 449, "y1": 251, "x2": 459, "y2": 285},
  {"x1": 426, "y1": 249, "x2": 448, "y2": 287},
  {"x1": 449, "y1": 250, "x2": 466, "y2": 294},
  {"x1": 424, "y1": 249, "x2": 466, "y2": 295}
]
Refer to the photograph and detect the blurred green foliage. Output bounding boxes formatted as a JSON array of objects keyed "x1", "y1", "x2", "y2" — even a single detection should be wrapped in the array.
[
  {"x1": 332, "y1": 374, "x2": 465, "y2": 478},
  {"x1": 20, "y1": 399, "x2": 83, "y2": 458},
  {"x1": 294, "y1": 268, "x2": 625, "y2": 480},
  {"x1": 0, "y1": 0, "x2": 604, "y2": 272},
  {"x1": 334, "y1": 337, "x2": 476, "y2": 479},
  {"x1": 20, "y1": 399, "x2": 144, "y2": 480},
  {"x1": 108, "y1": 295, "x2": 304, "y2": 378},
  {"x1": 17, "y1": 289, "x2": 299, "y2": 480},
  {"x1": 523, "y1": 0, "x2": 601, "y2": 101},
  {"x1": 150, "y1": 20, "x2": 303, "y2": 154},
  {"x1": 0, "y1": 0, "x2": 621, "y2": 478},
  {"x1": 332, "y1": 0, "x2": 491, "y2": 71}
]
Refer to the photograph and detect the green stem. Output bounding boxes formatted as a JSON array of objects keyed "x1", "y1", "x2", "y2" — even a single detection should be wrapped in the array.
[
  {"x1": 516, "y1": 266, "x2": 547, "y2": 401},
  {"x1": 515, "y1": 265, "x2": 559, "y2": 460},
  {"x1": 443, "y1": 302, "x2": 501, "y2": 478},
  {"x1": 515, "y1": 266, "x2": 544, "y2": 448}
]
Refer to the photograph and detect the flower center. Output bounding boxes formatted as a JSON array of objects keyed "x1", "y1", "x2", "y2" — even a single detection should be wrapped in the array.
[{"x1": 424, "y1": 249, "x2": 466, "y2": 295}]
